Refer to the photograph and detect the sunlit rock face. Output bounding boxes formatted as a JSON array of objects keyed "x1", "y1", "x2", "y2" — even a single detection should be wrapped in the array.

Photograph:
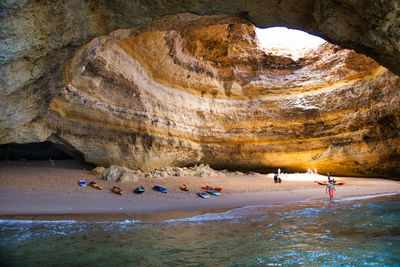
[
  {"x1": 5, "y1": 14, "x2": 398, "y2": 177},
  {"x1": 2, "y1": 0, "x2": 400, "y2": 136}
]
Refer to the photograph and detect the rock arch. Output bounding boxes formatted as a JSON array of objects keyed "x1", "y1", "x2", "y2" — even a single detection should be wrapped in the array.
[{"x1": 1, "y1": 1, "x2": 399, "y2": 177}]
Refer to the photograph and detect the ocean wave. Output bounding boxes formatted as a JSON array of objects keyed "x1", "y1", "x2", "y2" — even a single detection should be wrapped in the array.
[
  {"x1": 164, "y1": 210, "x2": 242, "y2": 223},
  {"x1": 163, "y1": 192, "x2": 400, "y2": 223},
  {"x1": 110, "y1": 219, "x2": 141, "y2": 224},
  {"x1": 337, "y1": 192, "x2": 400, "y2": 202},
  {"x1": 164, "y1": 205, "x2": 272, "y2": 223},
  {"x1": 0, "y1": 219, "x2": 141, "y2": 244}
]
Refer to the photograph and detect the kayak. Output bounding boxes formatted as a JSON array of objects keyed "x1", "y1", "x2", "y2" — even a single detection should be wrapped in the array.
[
  {"x1": 198, "y1": 192, "x2": 209, "y2": 199},
  {"x1": 134, "y1": 186, "x2": 145, "y2": 194},
  {"x1": 78, "y1": 180, "x2": 86, "y2": 187},
  {"x1": 112, "y1": 186, "x2": 124, "y2": 195},
  {"x1": 315, "y1": 181, "x2": 345, "y2": 185},
  {"x1": 180, "y1": 184, "x2": 190, "y2": 191},
  {"x1": 89, "y1": 181, "x2": 102, "y2": 190},
  {"x1": 201, "y1": 185, "x2": 222, "y2": 192},
  {"x1": 153, "y1": 186, "x2": 168, "y2": 193},
  {"x1": 207, "y1": 190, "x2": 220, "y2": 196}
]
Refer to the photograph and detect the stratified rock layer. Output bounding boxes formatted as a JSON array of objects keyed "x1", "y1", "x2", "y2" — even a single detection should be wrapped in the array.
[
  {"x1": 3, "y1": 14, "x2": 398, "y2": 177},
  {"x1": 2, "y1": 0, "x2": 400, "y2": 140}
]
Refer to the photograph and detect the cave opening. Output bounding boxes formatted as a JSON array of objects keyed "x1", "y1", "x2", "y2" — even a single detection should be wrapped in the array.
[
  {"x1": 0, "y1": 142, "x2": 93, "y2": 168},
  {"x1": 255, "y1": 27, "x2": 326, "y2": 59}
]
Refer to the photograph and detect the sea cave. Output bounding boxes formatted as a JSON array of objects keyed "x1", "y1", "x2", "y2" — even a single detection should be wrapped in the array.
[{"x1": 1, "y1": 1, "x2": 399, "y2": 178}]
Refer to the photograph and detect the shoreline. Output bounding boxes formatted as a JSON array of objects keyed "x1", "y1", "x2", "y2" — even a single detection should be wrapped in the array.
[
  {"x1": 1, "y1": 160, "x2": 400, "y2": 222},
  {"x1": 2, "y1": 192, "x2": 399, "y2": 223}
]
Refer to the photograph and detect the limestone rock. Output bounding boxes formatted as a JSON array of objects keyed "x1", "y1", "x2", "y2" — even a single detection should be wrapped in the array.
[
  {"x1": 41, "y1": 14, "x2": 399, "y2": 177},
  {"x1": 142, "y1": 164, "x2": 217, "y2": 178},
  {"x1": 249, "y1": 171, "x2": 262, "y2": 176},
  {"x1": 102, "y1": 165, "x2": 127, "y2": 181},
  {"x1": 119, "y1": 172, "x2": 140, "y2": 183},
  {"x1": 91, "y1": 167, "x2": 106, "y2": 177},
  {"x1": 1, "y1": 7, "x2": 400, "y2": 178}
]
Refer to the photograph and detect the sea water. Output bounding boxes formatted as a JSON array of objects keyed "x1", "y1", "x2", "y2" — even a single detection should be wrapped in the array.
[{"x1": 1, "y1": 194, "x2": 400, "y2": 266}]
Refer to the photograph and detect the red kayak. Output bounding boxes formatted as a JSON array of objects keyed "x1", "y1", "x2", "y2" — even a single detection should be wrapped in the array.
[
  {"x1": 315, "y1": 181, "x2": 345, "y2": 185},
  {"x1": 201, "y1": 185, "x2": 222, "y2": 192}
]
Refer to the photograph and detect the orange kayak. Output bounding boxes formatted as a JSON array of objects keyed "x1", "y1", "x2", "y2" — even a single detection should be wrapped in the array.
[
  {"x1": 201, "y1": 185, "x2": 222, "y2": 192},
  {"x1": 180, "y1": 184, "x2": 190, "y2": 191}
]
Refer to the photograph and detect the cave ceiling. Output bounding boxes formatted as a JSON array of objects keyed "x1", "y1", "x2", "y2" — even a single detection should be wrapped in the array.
[{"x1": 0, "y1": 0, "x2": 399, "y2": 177}]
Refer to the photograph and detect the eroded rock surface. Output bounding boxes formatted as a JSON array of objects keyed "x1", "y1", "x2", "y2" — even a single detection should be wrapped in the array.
[
  {"x1": 1, "y1": 0, "x2": 400, "y2": 139},
  {"x1": 2, "y1": 14, "x2": 398, "y2": 177}
]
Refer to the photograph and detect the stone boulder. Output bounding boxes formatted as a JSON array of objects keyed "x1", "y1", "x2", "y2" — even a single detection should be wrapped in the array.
[
  {"x1": 102, "y1": 165, "x2": 127, "y2": 181},
  {"x1": 119, "y1": 172, "x2": 140, "y2": 183},
  {"x1": 143, "y1": 164, "x2": 217, "y2": 178},
  {"x1": 91, "y1": 166, "x2": 106, "y2": 177}
]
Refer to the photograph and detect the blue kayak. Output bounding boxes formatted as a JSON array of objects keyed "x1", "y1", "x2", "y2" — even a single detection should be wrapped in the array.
[
  {"x1": 153, "y1": 186, "x2": 167, "y2": 193},
  {"x1": 207, "y1": 190, "x2": 220, "y2": 196},
  {"x1": 134, "y1": 186, "x2": 145, "y2": 194},
  {"x1": 198, "y1": 192, "x2": 209, "y2": 199}
]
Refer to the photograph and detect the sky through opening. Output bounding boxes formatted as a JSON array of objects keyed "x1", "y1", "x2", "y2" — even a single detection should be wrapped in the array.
[{"x1": 255, "y1": 27, "x2": 325, "y2": 58}]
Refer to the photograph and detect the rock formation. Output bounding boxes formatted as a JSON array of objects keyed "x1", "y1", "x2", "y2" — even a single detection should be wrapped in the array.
[{"x1": 1, "y1": 2, "x2": 399, "y2": 178}]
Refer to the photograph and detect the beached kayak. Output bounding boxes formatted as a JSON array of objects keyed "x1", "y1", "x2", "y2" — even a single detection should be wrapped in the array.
[
  {"x1": 153, "y1": 186, "x2": 168, "y2": 193},
  {"x1": 315, "y1": 181, "x2": 345, "y2": 185},
  {"x1": 198, "y1": 192, "x2": 209, "y2": 199},
  {"x1": 201, "y1": 185, "x2": 222, "y2": 192},
  {"x1": 112, "y1": 186, "x2": 123, "y2": 195},
  {"x1": 180, "y1": 184, "x2": 190, "y2": 191},
  {"x1": 207, "y1": 190, "x2": 220, "y2": 196},
  {"x1": 78, "y1": 180, "x2": 86, "y2": 187},
  {"x1": 89, "y1": 181, "x2": 102, "y2": 190},
  {"x1": 134, "y1": 186, "x2": 145, "y2": 194}
]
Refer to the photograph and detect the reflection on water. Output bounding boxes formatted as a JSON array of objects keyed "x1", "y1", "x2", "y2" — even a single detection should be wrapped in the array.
[{"x1": 1, "y1": 195, "x2": 400, "y2": 266}]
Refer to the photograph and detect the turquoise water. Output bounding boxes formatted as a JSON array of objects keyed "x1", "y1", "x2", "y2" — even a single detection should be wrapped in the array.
[{"x1": 1, "y1": 194, "x2": 400, "y2": 266}]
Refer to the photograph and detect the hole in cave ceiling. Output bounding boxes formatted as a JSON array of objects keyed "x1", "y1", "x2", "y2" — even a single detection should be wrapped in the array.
[{"x1": 255, "y1": 27, "x2": 326, "y2": 60}]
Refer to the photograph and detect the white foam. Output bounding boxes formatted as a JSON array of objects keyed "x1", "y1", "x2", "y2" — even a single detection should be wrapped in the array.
[
  {"x1": 164, "y1": 206, "x2": 256, "y2": 223},
  {"x1": 165, "y1": 211, "x2": 240, "y2": 223},
  {"x1": 164, "y1": 205, "x2": 272, "y2": 223},
  {"x1": 337, "y1": 192, "x2": 400, "y2": 202},
  {"x1": 120, "y1": 219, "x2": 141, "y2": 224}
]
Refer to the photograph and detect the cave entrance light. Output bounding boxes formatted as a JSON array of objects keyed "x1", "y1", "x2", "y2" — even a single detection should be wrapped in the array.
[{"x1": 255, "y1": 27, "x2": 326, "y2": 59}]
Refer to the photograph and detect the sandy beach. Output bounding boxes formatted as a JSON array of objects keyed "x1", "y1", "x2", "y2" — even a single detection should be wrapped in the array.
[{"x1": 1, "y1": 160, "x2": 399, "y2": 222}]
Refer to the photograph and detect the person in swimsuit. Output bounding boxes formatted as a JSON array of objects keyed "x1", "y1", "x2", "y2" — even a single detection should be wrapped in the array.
[{"x1": 326, "y1": 180, "x2": 336, "y2": 203}]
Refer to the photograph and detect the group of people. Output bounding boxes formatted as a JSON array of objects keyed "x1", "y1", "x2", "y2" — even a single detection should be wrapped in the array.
[
  {"x1": 274, "y1": 168, "x2": 337, "y2": 203},
  {"x1": 306, "y1": 168, "x2": 318, "y2": 175}
]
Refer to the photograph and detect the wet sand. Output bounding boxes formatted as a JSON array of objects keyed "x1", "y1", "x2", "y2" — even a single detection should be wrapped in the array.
[{"x1": 1, "y1": 160, "x2": 400, "y2": 222}]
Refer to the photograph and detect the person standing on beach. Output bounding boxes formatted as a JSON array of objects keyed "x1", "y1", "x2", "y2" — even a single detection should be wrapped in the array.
[{"x1": 326, "y1": 180, "x2": 336, "y2": 203}]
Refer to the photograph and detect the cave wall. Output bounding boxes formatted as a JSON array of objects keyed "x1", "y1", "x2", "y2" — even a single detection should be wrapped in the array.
[{"x1": 1, "y1": 1, "x2": 400, "y2": 177}]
